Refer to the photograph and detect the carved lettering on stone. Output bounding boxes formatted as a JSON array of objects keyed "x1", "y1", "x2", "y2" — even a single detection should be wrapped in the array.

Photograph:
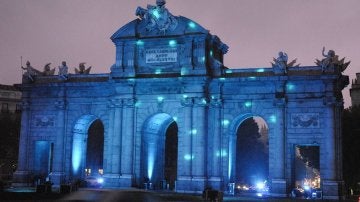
[
  {"x1": 291, "y1": 113, "x2": 319, "y2": 128},
  {"x1": 34, "y1": 115, "x2": 55, "y2": 127},
  {"x1": 145, "y1": 48, "x2": 177, "y2": 64}
]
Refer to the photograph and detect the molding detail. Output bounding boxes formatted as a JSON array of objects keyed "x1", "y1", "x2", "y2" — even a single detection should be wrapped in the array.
[{"x1": 291, "y1": 113, "x2": 319, "y2": 128}]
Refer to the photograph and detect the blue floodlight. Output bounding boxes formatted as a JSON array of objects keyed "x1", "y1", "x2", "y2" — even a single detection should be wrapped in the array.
[
  {"x1": 256, "y1": 181, "x2": 265, "y2": 190},
  {"x1": 97, "y1": 178, "x2": 104, "y2": 184}
]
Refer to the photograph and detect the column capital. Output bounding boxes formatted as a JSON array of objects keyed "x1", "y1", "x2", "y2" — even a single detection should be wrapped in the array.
[
  {"x1": 109, "y1": 98, "x2": 122, "y2": 108},
  {"x1": 54, "y1": 100, "x2": 66, "y2": 110},
  {"x1": 123, "y1": 98, "x2": 136, "y2": 107},
  {"x1": 21, "y1": 100, "x2": 31, "y2": 110},
  {"x1": 194, "y1": 97, "x2": 208, "y2": 107},
  {"x1": 210, "y1": 97, "x2": 222, "y2": 107},
  {"x1": 181, "y1": 97, "x2": 193, "y2": 107}
]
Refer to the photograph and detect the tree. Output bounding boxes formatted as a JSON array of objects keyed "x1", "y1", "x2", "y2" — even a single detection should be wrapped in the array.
[
  {"x1": 342, "y1": 106, "x2": 360, "y2": 193},
  {"x1": 235, "y1": 118, "x2": 268, "y2": 184},
  {"x1": 0, "y1": 113, "x2": 21, "y2": 177}
]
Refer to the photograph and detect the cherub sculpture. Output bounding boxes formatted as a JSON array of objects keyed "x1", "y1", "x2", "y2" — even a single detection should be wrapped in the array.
[
  {"x1": 42, "y1": 63, "x2": 55, "y2": 76},
  {"x1": 75, "y1": 62, "x2": 91, "y2": 74},
  {"x1": 315, "y1": 47, "x2": 350, "y2": 72},
  {"x1": 135, "y1": 0, "x2": 178, "y2": 34}
]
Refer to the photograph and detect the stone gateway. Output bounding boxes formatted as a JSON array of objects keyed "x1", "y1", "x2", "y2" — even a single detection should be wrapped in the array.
[{"x1": 14, "y1": 1, "x2": 349, "y2": 200}]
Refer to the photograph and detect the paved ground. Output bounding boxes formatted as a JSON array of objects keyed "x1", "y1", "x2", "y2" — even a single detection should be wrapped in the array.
[{"x1": 1, "y1": 187, "x2": 359, "y2": 201}]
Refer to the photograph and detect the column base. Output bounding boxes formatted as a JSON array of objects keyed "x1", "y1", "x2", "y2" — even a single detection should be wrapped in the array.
[
  {"x1": 270, "y1": 179, "x2": 287, "y2": 197},
  {"x1": 103, "y1": 174, "x2": 134, "y2": 188},
  {"x1": 49, "y1": 172, "x2": 66, "y2": 185},
  {"x1": 207, "y1": 176, "x2": 223, "y2": 190},
  {"x1": 175, "y1": 176, "x2": 206, "y2": 193},
  {"x1": 12, "y1": 170, "x2": 31, "y2": 186},
  {"x1": 322, "y1": 180, "x2": 344, "y2": 200}
]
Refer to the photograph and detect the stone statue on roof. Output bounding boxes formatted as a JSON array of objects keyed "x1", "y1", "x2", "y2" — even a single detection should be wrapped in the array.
[
  {"x1": 21, "y1": 61, "x2": 41, "y2": 81},
  {"x1": 315, "y1": 47, "x2": 350, "y2": 73},
  {"x1": 271, "y1": 51, "x2": 299, "y2": 74},
  {"x1": 75, "y1": 62, "x2": 91, "y2": 74},
  {"x1": 58, "y1": 61, "x2": 69, "y2": 80},
  {"x1": 42, "y1": 63, "x2": 55, "y2": 76},
  {"x1": 136, "y1": 0, "x2": 178, "y2": 34}
]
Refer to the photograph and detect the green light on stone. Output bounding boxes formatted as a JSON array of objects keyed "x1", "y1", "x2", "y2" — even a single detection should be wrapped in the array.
[
  {"x1": 210, "y1": 50, "x2": 213, "y2": 56},
  {"x1": 249, "y1": 76, "x2": 256, "y2": 80},
  {"x1": 219, "y1": 77, "x2": 226, "y2": 81},
  {"x1": 183, "y1": 94, "x2": 188, "y2": 98},
  {"x1": 225, "y1": 70, "x2": 233, "y2": 73},
  {"x1": 191, "y1": 129, "x2": 197, "y2": 135},
  {"x1": 135, "y1": 101, "x2": 141, "y2": 107},
  {"x1": 244, "y1": 101, "x2": 252, "y2": 108},
  {"x1": 155, "y1": 69, "x2": 162, "y2": 74},
  {"x1": 169, "y1": 40, "x2": 177, "y2": 47},
  {"x1": 173, "y1": 116, "x2": 178, "y2": 122},
  {"x1": 222, "y1": 119, "x2": 230, "y2": 127},
  {"x1": 151, "y1": 9, "x2": 161, "y2": 19},
  {"x1": 287, "y1": 83, "x2": 295, "y2": 91},
  {"x1": 270, "y1": 115, "x2": 277, "y2": 123},
  {"x1": 157, "y1": 96, "x2": 164, "y2": 102},
  {"x1": 256, "y1": 68, "x2": 265, "y2": 73},
  {"x1": 184, "y1": 154, "x2": 194, "y2": 160},
  {"x1": 136, "y1": 40, "x2": 144, "y2": 46},
  {"x1": 188, "y1": 21, "x2": 196, "y2": 28},
  {"x1": 201, "y1": 98, "x2": 207, "y2": 105}
]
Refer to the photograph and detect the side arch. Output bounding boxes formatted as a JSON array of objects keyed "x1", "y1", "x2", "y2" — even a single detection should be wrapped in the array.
[
  {"x1": 72, "y1": 114, "x2": 103, "y2": 177},
  {"x1": 227, "y1": 113, "x2": 270, "y2": 183}
]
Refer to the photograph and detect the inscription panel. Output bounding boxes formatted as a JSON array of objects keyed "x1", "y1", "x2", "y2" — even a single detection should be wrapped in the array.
[{"x1": 145, "y1": 48, "x2": 177, "y2": 64}]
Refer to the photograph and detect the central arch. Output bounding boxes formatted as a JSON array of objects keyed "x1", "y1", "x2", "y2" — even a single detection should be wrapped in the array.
[{"x1": 141, "y1": 113, "x2": 178, "y2": 189}]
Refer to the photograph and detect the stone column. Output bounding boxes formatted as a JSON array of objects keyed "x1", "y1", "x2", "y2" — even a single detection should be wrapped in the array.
[
  {"x1": 110, "y1": 41, "x2": 124, "y2": 78},
  {"x1": 208, "y1": 97, "x2": 222, "y2": 189},
  {"x1": 191, "y1": 97, "x2": 207, "y2": 190},
  {"x1": 322, "y1": 101, "x2": 342, "y2": 199},
  {"x1": 120, "y1": 98, "x2": 135, "y2": 186},
  {"x1": 51, "y1": 99, "x2": 67, "y2": 185},
  {"x1": 176, "y1": 97, "x2": 193, "y2": 191},
  {"x1": 104, "y1": 97, "x2": 122, "y2": 186},
  {"x1": 13, "y1": 100, "x2": 31, "y2": 184},
  {"x1": 270, "y1": 99, "x2": 287, "y2": 197},
  {"x1": 103, "y1": 99, "x2": 115, "y2": 182}
]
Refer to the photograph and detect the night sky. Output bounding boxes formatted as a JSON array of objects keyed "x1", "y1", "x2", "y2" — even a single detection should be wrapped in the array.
[{"x1": 0, "y1": 0, "x2": 359, "y2": 108}]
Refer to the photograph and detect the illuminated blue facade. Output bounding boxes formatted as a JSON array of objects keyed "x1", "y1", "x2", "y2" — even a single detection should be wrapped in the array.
[{"x1": 14, "y1": 1, "x2": 349, "y2": 199}]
